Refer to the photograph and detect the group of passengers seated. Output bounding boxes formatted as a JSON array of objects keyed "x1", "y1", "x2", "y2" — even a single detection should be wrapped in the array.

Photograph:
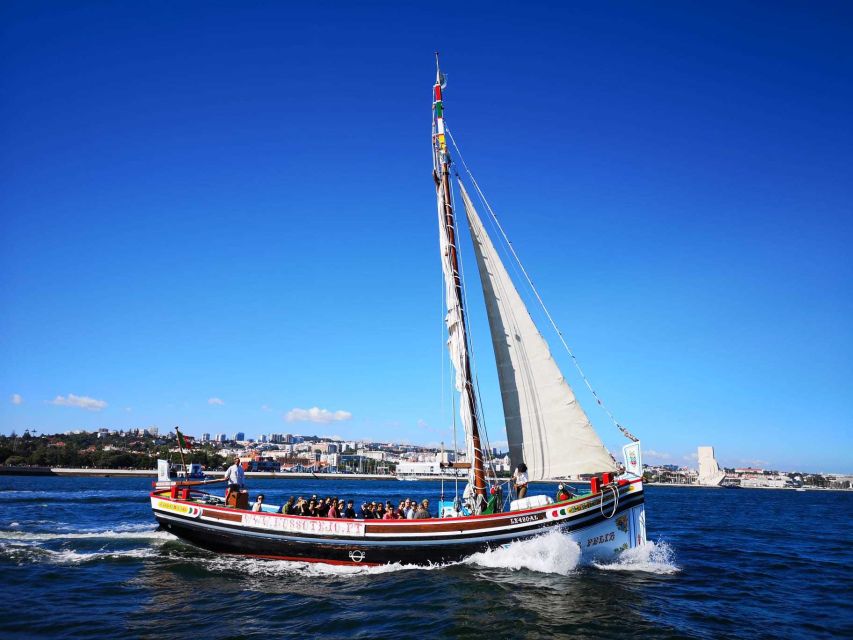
[
  {"x1": 360, "y1": 498, "x2": 431, "y2": 519},
  {"x1": 249, "y1": 494, "x2": 431, "y2": 519}
]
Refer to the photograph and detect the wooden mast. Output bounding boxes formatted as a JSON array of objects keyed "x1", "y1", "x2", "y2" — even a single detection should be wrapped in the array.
[{"x1": 432, "y1": 54, "x2": 487, "y2": 499}]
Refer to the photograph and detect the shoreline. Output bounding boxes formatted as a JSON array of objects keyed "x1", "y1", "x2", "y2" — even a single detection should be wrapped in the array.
[
  {"x1": 0, "y1": 467, "x2": 393, "y2": 480},
  {"x1": 1, "y1": 467, "x2": 848, "y2": 491},
  {"x1": 645, "y1": 482, "x2": 848, "y2": 492}
]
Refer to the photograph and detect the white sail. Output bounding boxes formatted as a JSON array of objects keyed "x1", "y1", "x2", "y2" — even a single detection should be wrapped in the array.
[
  {"x1": 458, "y1": 181, "x2": 616, "y2": 480},
  {"x1": 436, "y1": 185, "x2": 477, "y2": 476}
]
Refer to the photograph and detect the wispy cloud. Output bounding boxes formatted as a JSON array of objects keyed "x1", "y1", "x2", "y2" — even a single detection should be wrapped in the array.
[
  {"x1": 645, "y1": 449, "x2": 672, "y2": 461},
  {"x1": 738, "y1": 458, "x2": 769, "y2": 467},
  {"x1": 683, "y1": 452, "x2": 699, "y2": 461},
  {"x1": 50, "y1": 393, "x2": 107, "y2": 412},
  {"x1": 10, "y1": 393, "x2": 23, "y2": 405},
  {"x1": 260, "y1": 404, "x2": 271, "y2": 412},
  {"x1": 208, "y1": 397, "x2": 225, "y2": 406},
  {"x1": 285, "y1": 407, "x2": 352, "y2": 424}
]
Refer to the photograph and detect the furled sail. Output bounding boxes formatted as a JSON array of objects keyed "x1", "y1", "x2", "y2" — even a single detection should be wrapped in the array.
[
  {"x1": 458, "y1": 181, "x2": 616, "y2": 480},
  {"x1": 436, "y1": 185, "x2": 477, "y2": 476}
]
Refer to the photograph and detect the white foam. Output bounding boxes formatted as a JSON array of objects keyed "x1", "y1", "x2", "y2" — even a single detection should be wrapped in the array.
[
  {"x1": 592, "y1": 539, "x2": 680, "y2": 574},
  {"x1": 196, "y1": 553, "x2": 448, "y2": 577},
  {"x1": 464, "y1": 530, "x2": 581, "y2": 575},
  {"x1": 0, "y1": 526, "x2": 174, "y2": 542},
  {"x1": 45, "y1": 547, "x2": 160, "y2": 564}
]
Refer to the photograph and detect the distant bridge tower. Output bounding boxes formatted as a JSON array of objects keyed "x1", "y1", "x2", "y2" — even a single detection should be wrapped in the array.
[{"x1": 697, "y1": 446, "x2": 725, "y2": 486}]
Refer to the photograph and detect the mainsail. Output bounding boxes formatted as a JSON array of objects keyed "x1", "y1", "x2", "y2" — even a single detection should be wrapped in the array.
[
  {"x1": 436, "y1": 184, "x2": 477, "y2": 478},
  {"x1": 458, "y1": 181, "x2": 616, "y2": 480}
]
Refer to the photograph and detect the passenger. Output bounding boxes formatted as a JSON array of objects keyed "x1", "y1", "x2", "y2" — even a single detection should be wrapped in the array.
[
  {"x1": 397, "y1": 500, "x2": 406, "y2": 518},
  {"x1": 360, "y1": 502, "x2": 369, "y2": 519},
  {"x1": 224, "y1": 456, "x2": 246, "y2": 504},
  {"x1": 282, "y1": 496, "x2": 296, "y2": 514},
  {"x1": 555, "y1": 483, "x2": 573, "y2": 502},
  {"x1": 376, "y1": 501, "x2": 385, "y2": 519},
  {"x1": 251, "y1": 494, "x2": 265, "y2": 512},
  {"x1": 344, "y1": 500, "x2": 356, "y2": 519},
  {"x1": 327, "y1": 499, "x2": 339, "y2": 519},
  {"x1": 308, "y1": 499, "x2": 318, "y2": 517},
  {"x1": 404, "y1": 498, "x2": 416, "y2": 519},
  {"x1": 296, "y1": 497, "x2": 308, "y2": 516},
  {"x1": 317, "y1": 498, "x2": 329, "y2": 518},
  {"x1": 382, "y1": 501, "x2": 395, "y2": 520},
  {"x1": 414, "y1": 499, "x2": 430, "y2": 519},
  {"x1": 513, "y1": 463, "x2": 529, "y2": 500}
]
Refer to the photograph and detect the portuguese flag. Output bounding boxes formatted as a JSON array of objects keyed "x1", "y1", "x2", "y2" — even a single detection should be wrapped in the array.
[{"x1": 176, "y1": 428, "x2": 194, "y2": 450}]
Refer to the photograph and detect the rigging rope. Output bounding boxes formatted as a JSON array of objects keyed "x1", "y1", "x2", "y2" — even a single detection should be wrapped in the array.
[{"x1": 446, "y1": 126, "x2": 638, "y2": 443}]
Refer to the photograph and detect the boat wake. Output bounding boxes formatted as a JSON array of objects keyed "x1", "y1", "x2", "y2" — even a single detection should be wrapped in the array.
[
  {"x1": 464, "y1": 530, "x2": 581, "y2": 575},
  {"x1": 0, "y1": 524, "x2": 173, "y2": 542},
  {"x1": 592, "y1": 539, "x2": 680, "y2": 574},
  {"x1": 196, "y1": 554, "x2": 450, "y2": 577}
]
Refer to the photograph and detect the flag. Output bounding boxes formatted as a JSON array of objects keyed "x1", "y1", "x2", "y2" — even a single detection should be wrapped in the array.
[{"x1": 176, "y1": 429, "x2": 194, "y2": 450}]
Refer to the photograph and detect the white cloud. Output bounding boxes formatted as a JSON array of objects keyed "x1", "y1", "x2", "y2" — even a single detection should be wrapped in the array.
[
  {"x1": 260, "y1": 404, "x2": 271, "y2": 412},
  {"x1": 416, "y1": 419, "x2": 428, "y2": 429},
  {"x1": 645, "y1": 449, "x2": 672, "y2": 461},
  {"x1": 50, "y1": 393, "x2": 107, "y2": 412},
  {"x1": 11, "y1": 393, "x2": 23, "y2": 405},
  {"x1": 285, "y1": 406, "x2": 353, "y2": 424},
  {"x1": 683, "y1": 452, "x2": 699, "y2": 461},
  {"x1": 738, "y1": 458, "x2": 769, "y2": 467},
  {"x1": 208, "y1": 397, "x2": 225, "y2": 406}
]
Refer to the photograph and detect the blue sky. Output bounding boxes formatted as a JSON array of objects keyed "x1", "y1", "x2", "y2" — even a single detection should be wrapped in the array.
[{"x1": 1, "y1": 2, "x2": 850, "y2": 472}]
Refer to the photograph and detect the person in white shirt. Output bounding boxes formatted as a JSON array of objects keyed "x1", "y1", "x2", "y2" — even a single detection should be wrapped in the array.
[
  {"x1": 251, "y1": 494, "x2": 265, "y2": 512},
  {"x1": 512, "y1": 463, "x2": 529, "y2": 500},
  {"x1": 224, "y1": 456, "x2": 245, "y2": 503}
]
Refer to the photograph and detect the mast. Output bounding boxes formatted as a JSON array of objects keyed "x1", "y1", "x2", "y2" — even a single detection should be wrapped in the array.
[{"x1": 432, "y1": 54, "x2": 487, "y2": 500}]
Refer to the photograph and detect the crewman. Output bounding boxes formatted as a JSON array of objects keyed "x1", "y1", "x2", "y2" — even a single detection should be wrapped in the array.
[
  {"x1": 512, "y1": 463, "x2": 529, "y2": 500},
  {"x1": 224, "y1": 456, "x2": 246, "y2": 505}
]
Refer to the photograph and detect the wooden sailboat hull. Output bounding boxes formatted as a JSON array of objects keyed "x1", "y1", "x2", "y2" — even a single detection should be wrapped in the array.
[{"x1": 151, "y1": 480, "x2": 646, "y2": 566}]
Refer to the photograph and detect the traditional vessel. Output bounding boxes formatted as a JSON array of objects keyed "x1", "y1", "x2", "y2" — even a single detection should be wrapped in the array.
[{"x1": 150, "y1": 57, "x2": 648, "y2": 566}]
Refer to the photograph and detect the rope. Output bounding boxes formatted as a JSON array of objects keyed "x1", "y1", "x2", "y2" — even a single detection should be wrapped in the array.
[
  {"x1": 446, "y1": 126, "x2": 637, "y2": 443},
  {"x1": 600, "y1": 484, "x2": 619, "y2": 519}
]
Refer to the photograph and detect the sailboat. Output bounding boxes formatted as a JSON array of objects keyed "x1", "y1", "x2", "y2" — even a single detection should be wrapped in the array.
[{"x1": 149, "y1": 57, "x2": 648, "y2": 566}]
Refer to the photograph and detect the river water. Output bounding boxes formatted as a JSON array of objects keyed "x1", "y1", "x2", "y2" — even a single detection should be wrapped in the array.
[{"x1": 0, "y1": 476, "x2": 850, "y2": 639}]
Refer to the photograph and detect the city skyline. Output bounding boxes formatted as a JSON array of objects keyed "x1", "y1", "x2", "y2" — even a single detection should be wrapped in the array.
[{"x1": 2, "y1": 3, "x2": 851, "y2": 473}]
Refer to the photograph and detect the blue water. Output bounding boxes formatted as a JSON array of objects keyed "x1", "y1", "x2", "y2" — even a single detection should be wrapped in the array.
[{"x1": 0, "y1": 477, "x2": 850, "y2": 639}]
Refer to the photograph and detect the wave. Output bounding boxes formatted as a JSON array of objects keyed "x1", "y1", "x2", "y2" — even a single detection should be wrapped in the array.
[
  {"x1": 464, "y1": 530, "x2": 581, "y2": 575},
  {"x1": 592, "y1": 539, "x2": 680, "y2": 574},
  {"x1": 193, "y1": 553, "x2": 450, "y2": 578},
  {"x1": 0, "y1": 525, "x2": 174, "y2": 542},
  {"x1": 43, "y1": 547, "x2": 161, "y2": 564}
]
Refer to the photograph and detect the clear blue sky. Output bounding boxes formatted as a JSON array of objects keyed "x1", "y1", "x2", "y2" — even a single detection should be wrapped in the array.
[{"x1": 1, "y1": 2, "x2": 850, "y2": 472}]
